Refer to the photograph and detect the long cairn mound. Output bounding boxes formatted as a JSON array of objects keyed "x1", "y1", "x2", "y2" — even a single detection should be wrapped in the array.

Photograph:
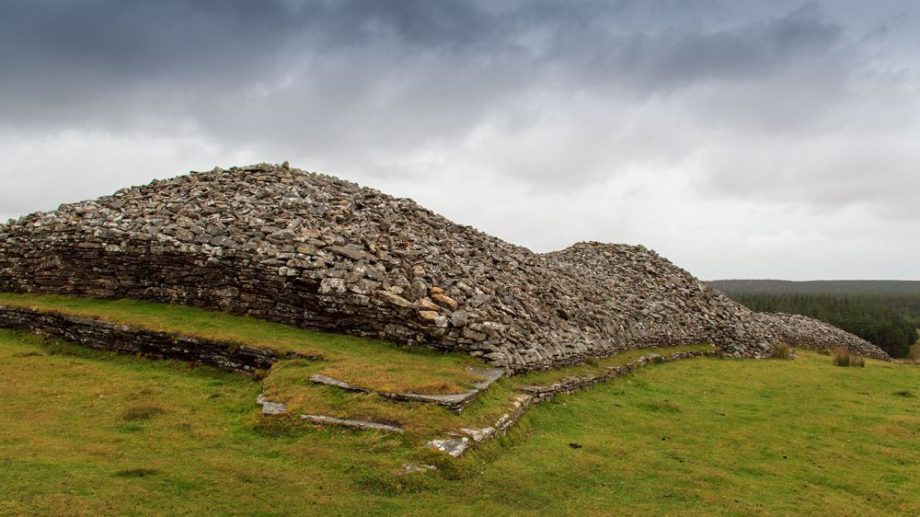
[{"x1": 0, "y1": 163, "x2": 888, "y2": 370}]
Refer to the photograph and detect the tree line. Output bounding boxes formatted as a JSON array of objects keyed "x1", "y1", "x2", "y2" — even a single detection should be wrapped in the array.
[{"x1": 724, "y1": 291, "x2": 919, "y2": 358}]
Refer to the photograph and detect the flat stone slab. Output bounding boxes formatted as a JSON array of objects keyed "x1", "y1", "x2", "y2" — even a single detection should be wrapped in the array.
[
  {"x1": 308, "y1": 366, "x2": 504, "y2": 411},
  {"x1": 426, "y1": 437, "x2": 470, "y2": 457},
  {"x1": 458, "y1": 426, "x2": 496, "y2": 443},
  {"x1": 300, "y1": 414, "x2": 403, "y2": 433},
  {"x1": 399, "y1": 463, "x2": 438, "y2": 475},
  {"x1": 255, "y1": 394, "x2": 288, "y2": 416},
  {"x1": 309, "y1": 374, "x2": 361, "y2": 391},
  {"x1": 469, "y1": 367, "x2": 504, "y2": 389},
  {"x1": 380, "y1": 391, "x2": 470, "y2": 406}
]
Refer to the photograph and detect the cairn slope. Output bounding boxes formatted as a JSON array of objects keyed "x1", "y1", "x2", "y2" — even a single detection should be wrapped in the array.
[{"x1": 0, "y1": 163, "x2": 888, "y2": 370}]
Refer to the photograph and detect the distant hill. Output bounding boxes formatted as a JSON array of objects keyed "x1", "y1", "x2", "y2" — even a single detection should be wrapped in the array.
[
  {"x1": 710, "y1": 280, "x2": 920, "y2": 297},
  {"x1": 710, "y1": 280, "x2": 920, "y2": 358}
]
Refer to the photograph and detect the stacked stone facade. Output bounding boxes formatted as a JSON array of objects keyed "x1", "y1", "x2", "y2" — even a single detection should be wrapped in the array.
[{"x1": 0, "y1": 163, "x2": 889, "y2": 370}]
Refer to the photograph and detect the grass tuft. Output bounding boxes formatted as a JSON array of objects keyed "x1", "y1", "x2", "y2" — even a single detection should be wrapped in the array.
[
  {"x1": 253, "y1": 419, "x2": 304, "y2": 438},
  {"x1": 113, "y1": 468, "x2": 160, "y2": 478},
  {"x1": 122, "y1": 404, "x2": 167, "y2": 421},
  {"x1": 643, "y1": 399, "x2": 682, "y2": 413},
  {"x1": 355, "y1": 470, "x2": 433, "y2": 496},
  {"x1": 11, "y1": 351, "x2": 44, "y2": 358},
  {"x1": 832, "y1": 348, "x2": 865, "y2": 367},
  {"x1": 769, "y1": 344, "x2": 794, "y2": 360}
]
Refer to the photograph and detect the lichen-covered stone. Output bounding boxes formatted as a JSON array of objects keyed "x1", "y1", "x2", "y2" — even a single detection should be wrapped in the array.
[
  {"x1": 310, "y1": 367, "x2": 503, "y2": 412},
  {"x1": 300, "y1": 414, "x2": 403, "y2": 433},
  {"x1": 256, "y1": 395, "x2": 289, "y2": 416},
  {"x1": 426, "y1": 437, "x2": 470, "y2": 457},
  {"x1": 0, "y1": 163, "x2": 889, "y2": 372}
]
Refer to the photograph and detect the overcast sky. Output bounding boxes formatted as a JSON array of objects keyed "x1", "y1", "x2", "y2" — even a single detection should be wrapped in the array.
[{"x1": 1, "y1": 0, "x2": 918, "y2": 280}]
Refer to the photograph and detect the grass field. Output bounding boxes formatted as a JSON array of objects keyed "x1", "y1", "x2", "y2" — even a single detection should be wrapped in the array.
[
  {"x1": 1, "y1": 328, "x2": 917, "y2": 515},
  {"x1": 0, "y1": 292, "x2": 485, "y2": 395},
  {"x1": 0, "y1": 293, "x2": 711, "y2": 441}
]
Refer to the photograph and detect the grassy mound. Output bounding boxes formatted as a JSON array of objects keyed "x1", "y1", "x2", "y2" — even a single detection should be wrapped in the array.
[
  {"x1": 0, "y1": 328, "x2": 917, "y2": 514},
  {"x1": 0, "y1": 292, "x2": 712, "y2": 440},
  {"x1": 0, "y1": 292, "x2": 484, "y2": 395}
]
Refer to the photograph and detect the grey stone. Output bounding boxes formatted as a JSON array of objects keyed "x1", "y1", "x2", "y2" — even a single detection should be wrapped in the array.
[
  {"x1": 400, "y1": 464, "x2": 437, "y2": 475},
  {"x1": 377, "y1": 290, "x2": 414, "y2": 309},
  {"x1": 309, "y1": 374, "x2": 363, "y2": 391},
  {"x1": 318, "y1": 277, "x2": 346, "y2": 295},
  {"x1": 256, "y1": 394, "x2": 289, "y2": 416},
  {"x1": 327, "y1": 245, "x2": 375, "y2": 262},
  {"x1": 300, "y1": 414, "x2": 403, "y2": 433},
  {"x1": 309, "y1": 367, "x2": 503, "y2": 411},
  {"x1": 426, "y1": 437, "x2": 470, "y2": 457}
]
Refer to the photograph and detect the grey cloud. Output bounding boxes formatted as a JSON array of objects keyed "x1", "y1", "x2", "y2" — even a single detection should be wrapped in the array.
[
  {"x1": 1, "y1": 0, "x2": 919, "y2": 278},
  {"x1": 0, "y1": 1, "x2": 905, "y2": 174},
  {"x1": 0, "y1": 1, "x2": 848, "y2": 128},
  {"x1": 0, "y1": 2, "x2": 899, "y2": 167},
  {"x1": 540, "y1": 3, "x2": 842, "y2": 94}
]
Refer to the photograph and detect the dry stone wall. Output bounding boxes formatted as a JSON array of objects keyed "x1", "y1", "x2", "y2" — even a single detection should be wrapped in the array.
[
  {"x1": 0, "y1": 305, "x2": 311, "y2": 373},
  {"x1": 430, "y1": 349, "x2": 714, "y2": 457},
  {"x1": 0, "y1": 163, "x2": 889, "y2": 370}
]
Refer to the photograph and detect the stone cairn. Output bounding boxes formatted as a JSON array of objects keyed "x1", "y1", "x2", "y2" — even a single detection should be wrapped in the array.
[{"x1": 0, "y1": 163, "x2": 889, "y2": 372}]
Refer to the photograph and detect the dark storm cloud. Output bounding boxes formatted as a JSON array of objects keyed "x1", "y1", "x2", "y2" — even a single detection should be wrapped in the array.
[
  {"x1": 0, "y1": 1, "x2": 847, "y2": 128},
  {"x1": 1, "y1": 1, "x2": 919, "y2": 278},
  {"x1": 0, "y1": 1, "x2": 911, "y2": 167}
]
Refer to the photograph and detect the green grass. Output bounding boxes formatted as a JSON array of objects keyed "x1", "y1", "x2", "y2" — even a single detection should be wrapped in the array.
[
  {"x1": 0, "y1": 293, "x2": 717, "y2": 441},
  {"x1": 262, "y1": 345, "x2": 712, "y2": 442},
  {"x1": 512, "y1": 343, "x2": 713, "y2": 386},
  {"x1": 0, "y1": 292, "x2": 484, "y2": 395},
  {"x1": 1, "y1": 329, "x2": 917, "y2": 515},
  {"x1": 262, "y1": 343, "x2": 715, "y2": 440},
  {"x1": 261, "y1": 358, "x2": 470, "y2": 438}
]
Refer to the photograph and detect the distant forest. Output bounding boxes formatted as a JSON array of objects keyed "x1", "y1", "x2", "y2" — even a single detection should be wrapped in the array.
[{"x1": 710, "y1": 280, "x2": 920, "y2": 358}]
